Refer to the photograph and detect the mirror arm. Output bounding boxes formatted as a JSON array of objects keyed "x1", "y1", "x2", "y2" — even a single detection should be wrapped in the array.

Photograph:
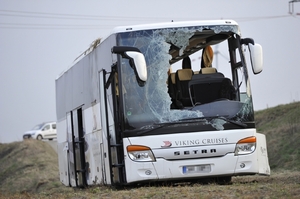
[
  {"x1": 105, "y1": 63, "x2": 117, "y2": 89},
  {"x1": 111, "y1": 46, "x2": 141, "y2": 57},
  {"x1": 240, "y1": 38, "x2": 254, "y2": 45}
]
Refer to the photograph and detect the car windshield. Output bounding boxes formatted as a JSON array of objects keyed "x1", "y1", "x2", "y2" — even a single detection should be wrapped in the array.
[
  {"x1": 31, "y1": 123, "x2": 45, "y2": 130},
  {"x1": 117, "y1": 24, "x2": 254, "y2": 130}
]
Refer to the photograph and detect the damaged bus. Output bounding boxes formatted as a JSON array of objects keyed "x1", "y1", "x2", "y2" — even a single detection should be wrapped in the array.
[{"x1": 55, "y1": 20, "x2": 270, "y2": 187}]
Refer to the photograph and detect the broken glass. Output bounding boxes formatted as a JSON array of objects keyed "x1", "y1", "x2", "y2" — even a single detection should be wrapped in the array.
[{"x1": 117, "y1": 24, "x2": 252, "y2": 131}]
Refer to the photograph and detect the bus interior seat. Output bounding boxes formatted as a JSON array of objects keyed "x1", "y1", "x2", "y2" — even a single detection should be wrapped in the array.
[
  {"x1": 182, "y1": 56, "x2": 192, "y2": 69},
  {"x1": 167, "y1": 73, "x2": 177, "y2": 108},
  {"x1": 189, "y1": 73, "x2": 235, "y2": 105},
  {"x1": 175, "y1": 69, "x2": 194, "y2": 108},
  {"x1": 200, "y1": 67, "x2": 218, "y2": 74}
]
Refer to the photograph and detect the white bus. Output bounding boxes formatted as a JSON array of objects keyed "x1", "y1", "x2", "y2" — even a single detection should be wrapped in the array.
[{"x1": 55, "y1": 20, "x2": 270, "y2": 187}]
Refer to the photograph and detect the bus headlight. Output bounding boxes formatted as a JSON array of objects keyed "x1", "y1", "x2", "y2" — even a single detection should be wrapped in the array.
[
  {"x1": 127, "y1": 145, "x2": 156, "y2": 162},
  {"x1": 234, "y1": 136, "x2": 256, "y2": 156}
]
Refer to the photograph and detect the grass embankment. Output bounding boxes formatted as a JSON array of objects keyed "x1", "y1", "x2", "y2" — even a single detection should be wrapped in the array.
[
  {"x1": 0, "y1": 140, "x2": 70, "y2": 195},
  {"x1": 255, "y1": 101, "x2": 300, "y2": 171}
]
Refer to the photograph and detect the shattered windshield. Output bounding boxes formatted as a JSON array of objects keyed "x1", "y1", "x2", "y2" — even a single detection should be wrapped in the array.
[{"x1": 117, "y1": 24, "x2": 254, "y2": 131}]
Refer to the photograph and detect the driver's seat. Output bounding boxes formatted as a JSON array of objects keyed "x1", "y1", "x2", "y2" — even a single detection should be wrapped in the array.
[{"x1": 189, "y1": 73, "x2": 235, "y2": 105}]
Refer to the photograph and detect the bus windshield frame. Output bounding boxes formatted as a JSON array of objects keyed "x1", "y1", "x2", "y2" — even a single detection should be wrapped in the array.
[{"x1": 116, "y1": 24, "x2": 255, "y2": 133}]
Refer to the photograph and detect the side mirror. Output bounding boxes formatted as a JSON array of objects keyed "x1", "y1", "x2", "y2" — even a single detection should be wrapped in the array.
[
  {"x1": 112, "y1": 46, "x2": 147, "y2": 86},
  {"x1": 248, "y1": 43, "x2": 263, "y2": 74}
]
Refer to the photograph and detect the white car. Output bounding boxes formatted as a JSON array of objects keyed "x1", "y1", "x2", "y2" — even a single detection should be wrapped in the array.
[{"x1": 23, "y1": 122, "x2": 57, "y2": 141}]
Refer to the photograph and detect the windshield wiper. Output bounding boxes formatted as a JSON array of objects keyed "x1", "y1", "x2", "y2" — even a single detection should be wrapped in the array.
[
  {"x1": 178, "y1": 116, "x2": 226, "y2": 122},
  {"x1": 136, "y1": 118, "x2": 208, "y2": 136},
  {"x1": 216, "y1": 116, "x2": 247, "y2": 128},
  {"x1": 136, "y1": 122, "x2": 176, "y2": 136},
  {"x1": 136, "y1": 116, "x2": 247, "y2": 136},
  {"x1": 179, "y1": 116, "x2": 247, "y2": 128}
]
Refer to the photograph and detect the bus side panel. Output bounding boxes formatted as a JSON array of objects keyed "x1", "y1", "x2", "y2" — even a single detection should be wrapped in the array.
[
  {"x1": 57, "y1": 119, "x2": 69, "y2": 186},
  {"x1": 55, "y1": 34, "x2": 117, "y2": 187},
  {"x1": 83, "y1": 104, "x2": 104, "y2": 185},
  {"x1": 256, "y1": 133, "x2": 271, "y2": 175},
  {"x1": 84, "y1": 130, "x2": 103, "y2": 185},
  {"x1": 57, "y1": 141, "x2": 69, "y2": 186}
]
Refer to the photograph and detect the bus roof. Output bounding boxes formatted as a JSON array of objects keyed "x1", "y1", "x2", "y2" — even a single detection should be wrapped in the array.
[{"x1": 111, "y1": 19, "x2": 239, "y2": 34}]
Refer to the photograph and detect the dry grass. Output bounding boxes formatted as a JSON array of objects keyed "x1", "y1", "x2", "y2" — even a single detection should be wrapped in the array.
[
  {"x1": 255, "y1": 101, "x2": 300, "y2": 170},
  {"x1": 0, "y1": 140, "x2": 299, "y2": 199},
  {"x1": 0, "y1": 140, "x2": 68, "y2": 195},
  {"x1": 0, "y1": 170, "x2": 299, "y2": 199}
]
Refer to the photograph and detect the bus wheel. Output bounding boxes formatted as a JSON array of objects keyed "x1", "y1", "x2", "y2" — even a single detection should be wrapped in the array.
[{"x1": 216, "y1": 176, "x2": 232, "y2": 185}]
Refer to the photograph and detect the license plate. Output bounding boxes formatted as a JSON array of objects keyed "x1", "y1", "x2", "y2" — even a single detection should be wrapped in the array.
[{"x1": 183, "y1": 164, "x2": 211, "y2": 174}]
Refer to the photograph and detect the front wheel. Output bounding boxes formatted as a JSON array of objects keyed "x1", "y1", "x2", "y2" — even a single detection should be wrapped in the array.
[
  {"x1": 216, "y1": 176, "x2": 232, "y2": 185},
  {"x1": 37, "y1": 135, "x2": 43, "y2": 140}
]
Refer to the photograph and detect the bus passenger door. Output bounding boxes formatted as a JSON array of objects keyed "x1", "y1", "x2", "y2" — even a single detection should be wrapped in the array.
[
  {"x1": 99, "y1": 70, "x2": 113, "y2": 185},
  {"x1": 67, "y1": 108, "x2": 87, "y2": 187}
]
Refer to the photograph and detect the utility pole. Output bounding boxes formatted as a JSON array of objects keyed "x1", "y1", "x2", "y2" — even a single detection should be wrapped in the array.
[{"x1": 289, "y1": 0, "x2": 300, "y2": 15}]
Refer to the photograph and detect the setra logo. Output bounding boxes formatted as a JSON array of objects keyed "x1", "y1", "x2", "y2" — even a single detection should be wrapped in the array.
[{"x1": 161, "y1": 141, "x2": 172, "y2": 148}]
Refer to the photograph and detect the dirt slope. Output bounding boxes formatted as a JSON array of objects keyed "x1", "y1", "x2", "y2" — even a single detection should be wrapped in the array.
[{"x1": 0, "y1": 139, "x2": 68, "y2": 194}]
